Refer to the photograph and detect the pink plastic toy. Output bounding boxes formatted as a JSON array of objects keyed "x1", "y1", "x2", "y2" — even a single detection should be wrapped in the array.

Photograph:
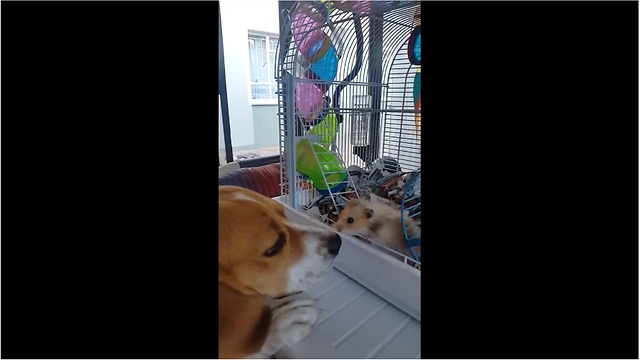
[
  {"x1": 296, "y1": 81, "x2": 325, "y2": 122},
  {"x1": 291, "y1": 5, "x2": 326, "y2": 60}
]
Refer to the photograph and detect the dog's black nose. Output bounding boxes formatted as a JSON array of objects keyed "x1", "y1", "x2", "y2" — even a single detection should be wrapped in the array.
[{"x1": 327, "y1": 233, "x2": 342, "y2": 256}]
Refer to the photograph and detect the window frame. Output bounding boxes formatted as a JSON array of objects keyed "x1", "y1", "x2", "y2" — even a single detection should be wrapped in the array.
[{"x1": 247, "y1": 31, "x2": 279, "y2": 106}]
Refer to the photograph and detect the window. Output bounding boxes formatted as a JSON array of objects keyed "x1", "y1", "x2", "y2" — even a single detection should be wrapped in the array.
[{"x1": 248, "y1": 32, "x2": 279, "y2": 104}]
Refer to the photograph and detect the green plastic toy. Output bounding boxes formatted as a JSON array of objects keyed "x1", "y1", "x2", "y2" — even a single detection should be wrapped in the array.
[
  {"x1": 308, "y1": 110, "x2": 339, "y2": 146},
  {"x1": 295, "y1": 138, "x2": 347, "y2": 195}
]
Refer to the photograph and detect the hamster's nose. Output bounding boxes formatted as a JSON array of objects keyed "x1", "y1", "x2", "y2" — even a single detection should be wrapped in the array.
[{"x1": 327, "y1": 233, "x2": 342, "y2": 256}]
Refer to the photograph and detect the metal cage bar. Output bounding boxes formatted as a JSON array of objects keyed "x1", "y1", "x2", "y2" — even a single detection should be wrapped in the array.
[{"x1": 275, "y1": 1, "x2": 422, "y2": 267}]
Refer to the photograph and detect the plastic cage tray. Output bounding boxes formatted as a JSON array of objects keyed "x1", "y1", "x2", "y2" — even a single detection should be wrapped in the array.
[{"x1": 276, "y1": 201, "x2": 421, "y2": 359}]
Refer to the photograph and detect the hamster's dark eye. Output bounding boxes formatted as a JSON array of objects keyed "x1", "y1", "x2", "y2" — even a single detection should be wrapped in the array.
[
  {"x1": 264, "y1": 233, "x2": 286, "y2": 257},
  {"x1": 347, "y1": 217, "x2": 354, "y2": 224}
]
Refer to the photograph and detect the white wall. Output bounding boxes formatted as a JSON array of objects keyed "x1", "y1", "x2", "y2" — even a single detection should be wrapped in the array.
[{"x1": 219, "y1": 0, "x2": 280, "y2": 148}]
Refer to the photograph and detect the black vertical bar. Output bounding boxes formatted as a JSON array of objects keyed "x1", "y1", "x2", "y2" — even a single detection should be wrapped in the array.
[
  {"x1": 367, "y1": 16, "x2": 384, "y2": 163},
  {"x1": 218, "y1": 3, "x2": 234, "y2": 164},
  {"x1": 354, "y1": 15, "x2": 384, "y2": 165}
]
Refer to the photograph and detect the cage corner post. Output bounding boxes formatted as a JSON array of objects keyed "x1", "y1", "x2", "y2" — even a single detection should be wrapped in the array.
[
  {"x1": 284, "y1": 74, "x2": 298, "y2": 209},
  {"x1": 278, "y1": 1, "x2": 299, "y2": 209}
]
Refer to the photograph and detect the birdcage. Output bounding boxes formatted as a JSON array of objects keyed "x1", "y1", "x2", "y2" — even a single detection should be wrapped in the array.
[{"x1": 275, "y1": 1, "x2": 422, "y2": 266}]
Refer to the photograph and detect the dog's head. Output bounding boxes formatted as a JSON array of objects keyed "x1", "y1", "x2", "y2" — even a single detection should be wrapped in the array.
[{"x1": 219, "y1": 186, "x2": 342, "y2": 298}]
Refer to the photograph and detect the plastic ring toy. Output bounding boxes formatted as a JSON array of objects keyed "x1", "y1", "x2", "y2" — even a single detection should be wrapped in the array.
[
  {"x1": 307, "y1": 33, "x2": 332, "y2": 63},
  {"x1": 291, "y1": 5, "x2": 326, "y2": 61},
  {"x1": 307, "y1": 36, "x2": 339, "y2": 86},
  {"x1": 408, "y1": 25, "x2": 421, "y2": 65}
]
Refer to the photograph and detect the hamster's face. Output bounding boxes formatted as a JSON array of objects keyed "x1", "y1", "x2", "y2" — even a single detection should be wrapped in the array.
[{"x1": 333, "y1": 200, "x2": 374, "y2": 234}]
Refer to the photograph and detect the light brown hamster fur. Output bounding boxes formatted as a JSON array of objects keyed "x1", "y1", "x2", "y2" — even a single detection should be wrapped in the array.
[{"x1": 333, "y1": 199, "x2": 420, "y2": 257}]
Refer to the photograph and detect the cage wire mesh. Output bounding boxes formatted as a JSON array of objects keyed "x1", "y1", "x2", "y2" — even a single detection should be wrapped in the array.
[{"x1": 276, "y1": 1, "x2": 421, "y2": 266}]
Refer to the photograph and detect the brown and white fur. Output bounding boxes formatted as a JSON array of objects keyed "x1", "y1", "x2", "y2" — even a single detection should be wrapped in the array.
[
  {"x1": 333, "y1": 198, "x2": 420, "y2": 257},
  {"x1": 219, "y1": 186, "x2": 342, "y2": 359}
]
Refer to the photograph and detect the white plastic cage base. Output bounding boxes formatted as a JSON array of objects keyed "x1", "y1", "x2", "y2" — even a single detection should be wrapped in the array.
[
  {"x1": 276, "y1": 201, "x2": 421, "y2": 359},
  {"x1": 276, "y1": 268, "x2": 421, "y2": 359}
]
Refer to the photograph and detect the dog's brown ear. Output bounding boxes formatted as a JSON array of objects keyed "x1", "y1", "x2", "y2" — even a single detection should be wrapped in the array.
[{"x1": 219, "y1": 282, "x2": 272, "y2": 359}]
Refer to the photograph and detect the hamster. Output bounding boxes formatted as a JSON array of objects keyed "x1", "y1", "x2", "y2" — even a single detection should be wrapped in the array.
[{"x1": 333, "y1": 198, "x2": 421, "y2": 257}]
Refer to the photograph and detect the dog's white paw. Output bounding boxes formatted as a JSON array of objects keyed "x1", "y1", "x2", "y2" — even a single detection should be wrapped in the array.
[
  {"x1": 257, "y1": 294, "x2": 320, "y2": 357},
  {"x1": 272, "y1": 302, "x2": 319, "y2": 345}
]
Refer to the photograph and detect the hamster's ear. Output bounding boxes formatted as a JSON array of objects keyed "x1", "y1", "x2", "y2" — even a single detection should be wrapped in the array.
[
  {"x1": 364, "y1": 208, "x2": 374, "y2": 218},
  {"x1": 219, "y1": 282, "x2": 272, "y2": 359},
  {"x1": 363, "y1": 194, "x2": 372, "y2": 201}
]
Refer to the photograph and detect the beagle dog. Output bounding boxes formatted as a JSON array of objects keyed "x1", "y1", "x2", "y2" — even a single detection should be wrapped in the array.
[{"x1": 219, "y1": 186, "x2": 342, "y2": 358}]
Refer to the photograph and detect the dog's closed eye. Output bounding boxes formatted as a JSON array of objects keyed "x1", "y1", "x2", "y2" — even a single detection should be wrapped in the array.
[{"x1": 264, "y1": 233, "x2": 286, "y2": 257}]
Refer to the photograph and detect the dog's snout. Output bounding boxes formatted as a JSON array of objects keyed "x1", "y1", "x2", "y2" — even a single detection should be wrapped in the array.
[{"x1": 327, "y1": 233, "x2": 342, "y2": 256}]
